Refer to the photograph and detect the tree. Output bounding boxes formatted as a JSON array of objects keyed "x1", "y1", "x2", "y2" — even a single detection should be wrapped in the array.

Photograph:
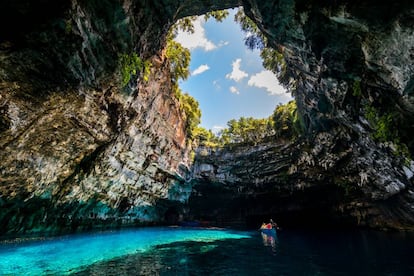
[
  {"x1": 214, "y1": 101, "x2": 302, "y2": 146},
  {"x1": 234, "y1": 8, "x2": 266, "y2": 50},
  {"x1": 192, "y1": 127, "x2": 220, "y2": 147},
  {"x1": 218, "y1": 116, "x2": 274, "y2": 145},
  {"x1": 234, "y1": 8, "x2": 288, "y2": 84},
  {"x1": 118, "y1": 53, "x2": 151, "y2": 87},
  {"x1": 165, "y1": 40, "x2": 191, "y2": 82},
  {"x1": 272, "y1": 100, "x2": 303, "y2": 139},
  {"x1": 170, "y1": 10, "x2": 230, "y2": 37},
  {"x1": 165, "y1": 11, "x2": 230, "y2": 140},
  {"x1": 174, "y1": 86, "x2": 201, "y2": 139}
]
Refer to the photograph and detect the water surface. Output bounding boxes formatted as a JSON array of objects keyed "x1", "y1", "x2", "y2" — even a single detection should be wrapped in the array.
[
  {"x1": 0, "y1": 227, "x2": 249, "y2": 275},
  {"x1": 1, "y1": 227, "x2": 414, "y2": 275}
]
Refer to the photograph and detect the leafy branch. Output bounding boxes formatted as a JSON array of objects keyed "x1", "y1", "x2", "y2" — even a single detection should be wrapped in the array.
[{"x1": 118, "y1": 53, "x2": 151, "y2": 87}]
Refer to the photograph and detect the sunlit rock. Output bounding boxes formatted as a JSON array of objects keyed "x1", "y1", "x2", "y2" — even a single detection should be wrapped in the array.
[{"x1": 1, "y1": 0, "x2": 414, "y2": 235}]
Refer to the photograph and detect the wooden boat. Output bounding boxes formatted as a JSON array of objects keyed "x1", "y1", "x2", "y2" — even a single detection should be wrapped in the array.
[
  {"x1": 260, "y1": 228, "x2": 276, "y2": 236},
  {"x1": 260, "y1": 223, "x2": 277, "y2": 236}
]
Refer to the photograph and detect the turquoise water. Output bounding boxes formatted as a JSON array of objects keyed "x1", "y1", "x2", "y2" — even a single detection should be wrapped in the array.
[
  {"x1": 1, "y1": 227, "x2": 414, "y2": 275},
  {"x1": 0, "y1": 227, "x2": 250, "y2": 275}
]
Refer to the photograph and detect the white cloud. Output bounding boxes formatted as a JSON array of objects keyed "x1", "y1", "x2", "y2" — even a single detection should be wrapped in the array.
[
  {"x1": 174, "y1": 17, "x2": 217, "y2": 51},
  {"x1": 247, "y1": 70, "x2": 286, "y2": 95},
  {"x1": 226, "y1": 59, "x2": 248, "y2": 82},
  {"x1": 229, "y1": 86, "x2": 240, "y2": 95},
  {"x1": 192, "y1": 64, "x2": 210, "y2": 76}
]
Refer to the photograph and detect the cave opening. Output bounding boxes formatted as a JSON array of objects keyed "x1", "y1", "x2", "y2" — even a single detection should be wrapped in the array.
[
  {"x1": 168, "y1": 7, "x2": 305, "y2": 152},
  {"x1": 1, "y1": 0, "x2": 413, "y2": 237},
  {"x1": 167, "y1": 9, "x2": 319, "y2": 229},
  {"x1": 165, "y1": 2, "x2": 414, "y2": 232},
  {"x1": 166, "y1": 8, "x2": 357, "y2": 231},
  {"x1": 173, "y1": 8, "x2": 293, "y2": 135}
]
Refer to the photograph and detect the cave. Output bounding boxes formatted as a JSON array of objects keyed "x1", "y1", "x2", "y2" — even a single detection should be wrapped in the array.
[{"x1": 1, "y1": 0, "x2": 414, "y2": 238}]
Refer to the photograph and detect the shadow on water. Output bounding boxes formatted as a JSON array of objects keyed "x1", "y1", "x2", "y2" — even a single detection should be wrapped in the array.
[
  {"x1": 74, "y1": 237, "x2": 275, "y2": 276},
  {"x1": 74, "y1": 228, "x2": 414, "y2": 276}
]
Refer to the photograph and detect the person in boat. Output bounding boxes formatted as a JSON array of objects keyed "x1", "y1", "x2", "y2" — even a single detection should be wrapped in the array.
[
  {"x1": 270, "y1": 219, "x2": 279, "y2": 229},
  {"x1": 260, "y1": 219, "x2": 279, "y2": 230},
  {"x1": 260, "y1": 221, "x2": 272, "y2": 230}
]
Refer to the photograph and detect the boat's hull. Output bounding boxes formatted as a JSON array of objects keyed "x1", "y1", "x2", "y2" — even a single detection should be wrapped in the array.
[{"x1": 260, "y1": 228, "x2": 276, "y2": 236}]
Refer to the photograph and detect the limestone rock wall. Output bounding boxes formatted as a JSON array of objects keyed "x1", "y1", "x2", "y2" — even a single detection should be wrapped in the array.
[
  {"x1": 0, "y1": 0, "x2": 194, "y2": 236},
  {"x1": 188, "y1": 0, "x2": 414, "y2": 230},
  {"x1": 1, "y1": 0, "x2": 414, "y2": 235}
]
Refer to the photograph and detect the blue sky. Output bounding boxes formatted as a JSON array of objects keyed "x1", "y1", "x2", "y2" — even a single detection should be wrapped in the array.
[{"x1": 175, "y1": 8, "x2": 292, "y2": 133}]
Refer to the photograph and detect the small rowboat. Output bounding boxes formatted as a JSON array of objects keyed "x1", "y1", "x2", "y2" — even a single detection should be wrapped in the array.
[{"x1": 260, "y1": 228, "x2": 276, "y2": 236}]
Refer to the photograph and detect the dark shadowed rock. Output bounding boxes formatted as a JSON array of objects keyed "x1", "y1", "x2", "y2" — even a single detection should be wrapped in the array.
[{"x1": 0, "y1": 0, "x2": 414, "y2": 236}]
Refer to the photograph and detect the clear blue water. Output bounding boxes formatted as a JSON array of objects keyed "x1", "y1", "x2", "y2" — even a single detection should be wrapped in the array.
[{"x1": 1, "y1": 227, "x2": 414, "y2": 275}]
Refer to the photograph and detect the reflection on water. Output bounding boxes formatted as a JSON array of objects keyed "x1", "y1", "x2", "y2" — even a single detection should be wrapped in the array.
[
  {"x1": 261, "y1": 231, "x2": 278, "y2": 253},
  {"x1": 2, "y1": 228, "x2": 414, "y2": 275},
  {"x1": 76, "y1": 229, "x2": 414, "y2": 275}
]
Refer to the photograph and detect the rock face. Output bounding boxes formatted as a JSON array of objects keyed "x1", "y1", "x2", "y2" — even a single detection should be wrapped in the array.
[
  {"x1": 191, "y1": 136, "x2": 414, "y2": 230},
  {"x1": 1, "y1": 0, "x2": 414, "y2": 236},
  {"x1": 0, "y1": 0, "x2": 196, "y2": 236},
  {"x1": 190, "y1": 0, "x2": 414, "y2": 230}
]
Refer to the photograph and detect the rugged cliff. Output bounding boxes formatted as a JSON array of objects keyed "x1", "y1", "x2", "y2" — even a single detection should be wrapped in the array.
[
  {"x1": 190, "y1": 0, "x2": 414, "y2": 230},
  {"x1": 0, "y1": 0, "x2": 201, "y2": 236},
  {"x1": 1, "y1": 0, "x2": 414, "y2": 236}
]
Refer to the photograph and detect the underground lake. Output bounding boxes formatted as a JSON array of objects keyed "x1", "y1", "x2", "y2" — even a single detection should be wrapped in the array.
[
  {"x1": 2, "y1": 0, "x2": 414, "y2": 275},
  {"x1": 1, "y1": 227, "x2": 414, "y2": 275}
]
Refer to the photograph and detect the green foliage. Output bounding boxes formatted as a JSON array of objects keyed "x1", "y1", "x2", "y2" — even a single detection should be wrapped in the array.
[
  {"x1": 204, "y1": 10, "x2": 229, "y2": 22},
  {"x1": 142, "y1": 60, "x2": 151, "y2": 82},
  {"x1": 234, "y1": 8, "x2": 267, "y2": 50},
  {"x1": 375, "y1": 113, "x2": 393, "y2": 142},
  {"x1": 172, "y1": 17, "x2": 196, "y2": 34},
  {"x1": 118, "y1": 53, "x2": 152, "y2": 87},
  {"x1": 64, "y1": 19, "x2": 73, "y2": 34},
  {"x1": 234, "y1": 8, "x2": 288, "y2": 84},
  {"x1": 219, "y1": 117, "x2": 274, "y2": 145},
  {"x1": 166, "y1": 40, "x2": 191, "y2": 82},
  {"x1": 364, "y1": 105, "x2": 411, "y2": 161},
  {"x1": 166, "y1": 11, "x2": 229, "y2": 82},
  {"x1": 165, "y1": 10, "x2": 297, "y2": 146},
  {"x1": 165, "y1": 37, "x2": 197, "y2": 138},
  {"x1": 192, "y1": 127, "x2": 221, "y2": 147},
  {"x1": 174, "y1": 87, "x2": 201, "y2": 139},
  {"x1": 364, "y1": 106, "x2": 393, "y2": 142},
  {"x1": 272, "y1": 100, "x2": 304, "y2": 139},
  {"x1": 394, "y1": 141, "x2": 411, "y2": 165},
  {"x1": 260, "y1": 47, "x2": 288, "y2": 83},
  {"x1": 170, "y1": 11, "x2": 229, "y2": 37},
  {"x1": 352, "y1": 79, "x2": 362, "y2": 97},
  {"x1": 193, "y1": 101, "x2": 304, "y2": 147}
]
